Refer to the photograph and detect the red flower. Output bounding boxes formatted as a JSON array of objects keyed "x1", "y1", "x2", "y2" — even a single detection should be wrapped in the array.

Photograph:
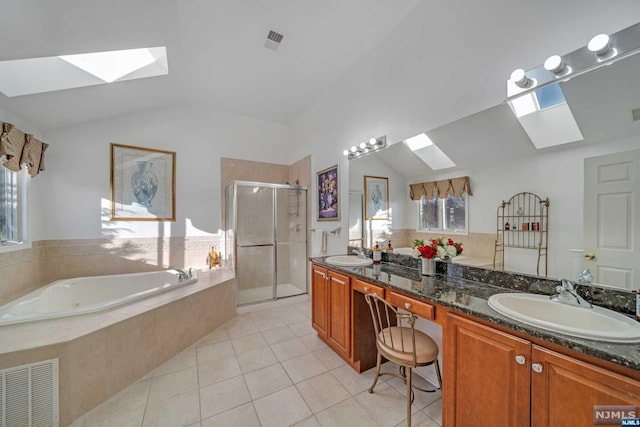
[
  {"x1": 448, "y1": 238, "x2": 455, "y2": 245},
  {"x1": 417, "y1": 245, "x2": 437, "y2": 259}
]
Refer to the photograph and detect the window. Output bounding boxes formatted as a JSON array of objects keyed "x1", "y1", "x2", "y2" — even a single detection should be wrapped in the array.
[
  {"x1": 0, "y1": 167, "x2": 27, "y2": 245},
  {"x1": 418, "y1": 194, "x2": 467, "y2": 234}
]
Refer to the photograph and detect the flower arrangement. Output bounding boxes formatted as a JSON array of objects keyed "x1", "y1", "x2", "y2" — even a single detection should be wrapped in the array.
[{"x1": 412, "y1": 237, "x2": 463, "y2": 260}]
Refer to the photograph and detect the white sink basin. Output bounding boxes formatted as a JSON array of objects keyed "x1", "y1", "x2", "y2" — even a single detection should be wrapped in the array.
[
  {"x1": 325, "y1": 255, "x2": 373, "y2": 267},
  {"x1": 488, "y1": 293, "x2": 640, "y2": 343}
]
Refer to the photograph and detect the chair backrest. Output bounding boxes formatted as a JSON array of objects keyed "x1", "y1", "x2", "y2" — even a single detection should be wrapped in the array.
[{"x1": 364, "y1": 293, "x2": 418, "y2": 366}]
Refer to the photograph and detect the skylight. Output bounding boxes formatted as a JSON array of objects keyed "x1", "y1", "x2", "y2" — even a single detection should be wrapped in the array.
[
  {"x1": 508, "y1": 83, "x2": 584, "y2": 149},
  {"x1": 403, "y1": 133, "x2": 456, "y2": 170},
  {"x1": 0, "y1": 47, "x2": 168, "y2": 97}
]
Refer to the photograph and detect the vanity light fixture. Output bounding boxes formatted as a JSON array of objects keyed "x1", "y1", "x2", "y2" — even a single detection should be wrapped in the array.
[
  {"x1": 343, "y1": 135, "x2": 387, "y2": 160},
  {"x1": 506, "y1": 22, "x2": 640, "y2": 101}
]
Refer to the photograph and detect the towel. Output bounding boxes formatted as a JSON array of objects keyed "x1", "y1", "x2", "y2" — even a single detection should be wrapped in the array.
[{"x1": 321, "y1": 231, "x2": 328, "y2": 253}]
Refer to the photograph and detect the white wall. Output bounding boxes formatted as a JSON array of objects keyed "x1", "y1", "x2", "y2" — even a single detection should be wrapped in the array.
[{"x1": 34, "y1": 105, "x2": 292, "y2": 240}]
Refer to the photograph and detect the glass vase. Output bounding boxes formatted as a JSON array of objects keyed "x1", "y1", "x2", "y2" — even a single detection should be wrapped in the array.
[{"x1": 421, "y1": 257, "x2": 435, "y2": 276}]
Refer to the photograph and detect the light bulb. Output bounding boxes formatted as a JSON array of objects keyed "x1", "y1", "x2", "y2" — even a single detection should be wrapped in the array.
[
  {"x1": 343, "y1": 149, "x2": 349, "y2": 156},
  {"x1": 544, "y1": 55, "x2": 564, "y2": 74},
  {"x1": 359, "y1": 142, "x2": 367, "y2": 149},
  {"x1": 369, "y1": 138, "x2": 376, "y2": 146},
  {"x1": 350, "y1": 145, "x2": 357, "y2": 153},
  {"x1": 510, "y1": 68, "x2": 530, "y2": 88},
  {"x1": 588, "y1": 34, "x2": 610, "y2": 56}
]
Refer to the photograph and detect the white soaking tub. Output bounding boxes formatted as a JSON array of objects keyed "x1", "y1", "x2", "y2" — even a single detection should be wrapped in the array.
[{"x1": 0, "y1": 269, "x2": 197, "y2": 325}]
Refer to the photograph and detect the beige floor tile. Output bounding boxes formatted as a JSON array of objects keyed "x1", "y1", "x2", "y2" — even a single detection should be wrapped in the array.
[
  {"x1": 253, "y1": 386, "x2": 313, "y2": 427},
  {"x1": 281, "y1": 352, "x2": 327, "y2": 383},
  {"x1": 255, "y1": 316, "x2": 287, "y2": 332},
  {"x1": 395, "y1": 410, "x2": 440, "y2": 427},
  {"x1": 313, "y1": 348, "x2": 346, "y2": 371},
  {"x1": 293, "y1": 416, "x2": 321, "y2": 427},
  {"x1": 153, "y1": 346, "x2": 197, "y2": 377},
  {"x1": 385, "y1": 375, "x2": 441, "y2": 411},
  {"x1": 197, "y1": 355, "x2": 242, "y2": 388},
  {"x1": 277, "y1": 310, "x2": 309, "y2": 325},
  {"x1": 288, "y1": 321, "x2": 316, "y2": 337},
  {"x1": 299, "y1": 333, "x2": 329, "y2": 351},
  {"x1": 261, "y1": 325, "x2": 297, "y2": 345},
  {"x1": 148, "y1": 366, "x2": 198, "y2": 403},
  {"x1": 237, "y1": 346, "x2": 279, "y2": 373},
  {"x1": 244, "y1": 363, "x2": 293, "y2": 399},
  {"x1": 201, "y1": 402, "x2": 260, "y2": 427},
  {"x1": 422, "y1": 399, "x2": 442, "y2": 425},
  {"x1": 231, "y1": 332, "x2": 268, "y2": 353},
  {"x1": 142, "y1": 390, "x2": 200, "y2": 427},
  {"x1": 330, "y1": 364, "x2": 380, "y2": 396},
  {"x1": 225, "y1": 316, "x2": 259, "y2": 338},
  {"x1": 82, "y1": 379, "x2": 150, "y2": 421},
  {"x1": 296, "y1": 372, "x2": 351, "y2": 414},
  {"x1": 315, "y1": 397, "x2": 379, "y2": 427},
  {"x1": 270, "y1": 337, "x2": 310, "y2": 362},
  {"x1": 83, "y1": 406, "x2": 145, "y2": 427},
  {"x1": 196, "y1": 341, "x2": 235, "y2": 364},
  {"x1": 195, "y1": 327, "x2": 229, "y2": 347},
  {"x1": 199, "y1": 376, "x2": 251, "y2": 419},
  {"x1": 355, "y1": 381, "x2": 411, "y2": 427}
]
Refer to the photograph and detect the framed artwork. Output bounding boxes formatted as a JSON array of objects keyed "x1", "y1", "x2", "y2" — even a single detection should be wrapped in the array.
[
  {"x1": 110, "y1": 143, "x2": 176, "y2": 221},
  {"x1": 364, "y1": 175, "x2": 389, "y2": 220},
  {"x1": 317, "y1": 164, "x2": 339, "y2": 221}
]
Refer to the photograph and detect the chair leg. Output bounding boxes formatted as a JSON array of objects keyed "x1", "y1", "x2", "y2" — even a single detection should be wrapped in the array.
[
  {"x1": 406, "y1": 366, "x2": 412, "y2": 427},
  {"x1": 434, "y1": 359, "x2": 443, "y2": 390},
  {"x1": 368, "y1": 352, "x2": 382, "y2": 393}
]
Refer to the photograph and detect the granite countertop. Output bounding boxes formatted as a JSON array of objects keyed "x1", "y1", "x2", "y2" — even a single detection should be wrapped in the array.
[{"x1": 311, "y1": 256, "x2": 640, "y2": 372}]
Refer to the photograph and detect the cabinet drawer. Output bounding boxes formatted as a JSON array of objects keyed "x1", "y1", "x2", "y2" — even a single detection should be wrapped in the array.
[
  {"x1": 352, "y1": 279, "x2": 385, "y2": 298},
  {"x1": 388, "y1": 291, "x2": 434, "y2": 320}
]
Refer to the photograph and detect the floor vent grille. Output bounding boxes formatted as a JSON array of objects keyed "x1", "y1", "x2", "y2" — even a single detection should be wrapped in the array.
[{"x1": 1, "y1": 359, "x2": 59, "y2": 427}]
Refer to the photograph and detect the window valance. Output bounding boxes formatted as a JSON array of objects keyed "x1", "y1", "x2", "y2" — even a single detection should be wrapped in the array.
[
  {"x1": 0, "y1": 122, "x2": 49, "y2": 176},
  {"x1": 409, "y1": 176, "x2": 473, "y2": 200}
]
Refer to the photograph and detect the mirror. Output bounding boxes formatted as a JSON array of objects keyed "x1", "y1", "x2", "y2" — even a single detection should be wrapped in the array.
[{"x1": 349, "y1": 48, "x2": 640, "y2": 290}]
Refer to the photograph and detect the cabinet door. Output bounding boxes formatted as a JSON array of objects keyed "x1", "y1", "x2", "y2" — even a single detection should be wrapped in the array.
[
  {"x1": 327, "y1": 269, "x2": 351, "y2": 359},
  {"x1": 444, "y1": 314, "x2": 531, "y2": 427},
  {"x1": 531, "y1": 345, "x2": 640, "y2": 427},
  {"x1": 311, "y1": 265, "x2": 328, "y2": 340}
]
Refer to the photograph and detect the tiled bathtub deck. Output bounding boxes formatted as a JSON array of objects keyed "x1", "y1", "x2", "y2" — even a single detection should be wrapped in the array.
[{"x1": 70, "y1": 297, "x2": 442, "y2": 427}]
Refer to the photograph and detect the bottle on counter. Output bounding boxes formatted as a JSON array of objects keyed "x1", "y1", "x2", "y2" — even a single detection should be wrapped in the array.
[
  {"x1": 386, "y1": 240, "x2": 393, "y2": 253},
  {"x1": 208, "y1": 245, "x2": 219, "y2": 269},
  {"x1": 373, "y1": 243, "x2": 382, "y2": 264}
]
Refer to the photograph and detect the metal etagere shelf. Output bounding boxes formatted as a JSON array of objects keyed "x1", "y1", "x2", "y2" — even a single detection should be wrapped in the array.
[{"x1": 493, "y1": 192, "x2": 550, "y2": 276}]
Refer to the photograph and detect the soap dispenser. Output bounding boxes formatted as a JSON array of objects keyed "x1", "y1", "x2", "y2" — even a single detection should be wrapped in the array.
[
  {"x1": 373, "y1": 243, "x2": 382, "y2": 264},
  {"x1": 386, "y1": 240, "x2": 393, "y2": 253}
]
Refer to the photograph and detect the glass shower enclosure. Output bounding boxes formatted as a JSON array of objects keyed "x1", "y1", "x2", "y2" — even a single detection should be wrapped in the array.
[{"x1": 225, "y1": 181, "x2": 308, "y2": 306}]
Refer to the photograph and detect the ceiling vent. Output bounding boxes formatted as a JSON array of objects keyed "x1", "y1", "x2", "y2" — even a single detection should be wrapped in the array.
[
  {"x1": 264, "y1": 30, "x2": 284, "y2": 51},
  {"x1": 632, "y1": 107, "x2": 640, "y2": 122}
]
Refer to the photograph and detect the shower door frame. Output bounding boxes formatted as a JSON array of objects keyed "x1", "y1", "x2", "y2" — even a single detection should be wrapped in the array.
[{"x1": 227, "y1": 180, "x2": 308, "y2": 306}]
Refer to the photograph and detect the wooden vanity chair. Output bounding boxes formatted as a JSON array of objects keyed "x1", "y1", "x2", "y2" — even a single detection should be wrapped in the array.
[{"x1": 364, "y1": 293, "x2": 442, "y2": 426}]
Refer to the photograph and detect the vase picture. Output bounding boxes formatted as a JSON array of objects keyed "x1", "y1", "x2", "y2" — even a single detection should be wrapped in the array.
[
  {"x1": 131, "y1": 161, "x2": 158, "y2": 207},
  {"x1": 421, "y1": 257, "x2": 435, "y2": 276}
]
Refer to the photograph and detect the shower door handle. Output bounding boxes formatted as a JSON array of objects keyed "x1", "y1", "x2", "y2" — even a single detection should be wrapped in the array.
[{"x1": 237, "y1": 243, "x2": 275, "y2": 248}]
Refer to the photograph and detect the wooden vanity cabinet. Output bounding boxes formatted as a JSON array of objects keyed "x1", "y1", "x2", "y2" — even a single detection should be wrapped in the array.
[
  {"x1": 311, "y1": 264, "x2": 351, "y2": 360},
  {"x1": 445, "y1": 313, "x2": 640, "y2": 427}
]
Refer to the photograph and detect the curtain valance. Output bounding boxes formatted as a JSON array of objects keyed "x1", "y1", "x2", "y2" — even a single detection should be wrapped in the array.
[
  {"x1": 409, "y1": 176, "x2": 472, "y2": 200},
  {"x1": 0, "y1": 121, "x2": 49, "y2": 176}
]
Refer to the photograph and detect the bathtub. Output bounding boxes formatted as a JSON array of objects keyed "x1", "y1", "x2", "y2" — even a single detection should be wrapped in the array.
[{"x1": 0, "y1": 269, "x2": 198, "y2": 326}]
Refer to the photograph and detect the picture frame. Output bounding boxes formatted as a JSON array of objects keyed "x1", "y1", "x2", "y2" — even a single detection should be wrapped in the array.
[
  {"x1": 317, "y1": 164, "x2": 339, "y2": 221},
  {"x1": 364, "y1": 175, "x2": 389, "y2": 220},
  {"x1": 110, "y1": 143, "x2": 176, "y2": 221}
]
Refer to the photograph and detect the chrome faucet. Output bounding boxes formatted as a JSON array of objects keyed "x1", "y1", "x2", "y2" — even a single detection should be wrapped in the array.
[
  {"x1": 550, "y1": 279, "x2": 592, "y2": 309},
  {"x1": 352, "y1": 248, "x2": 366, "y2": 259},
  {"x1": 174, "y1": 268, "x2": 192, "y2": 282}
]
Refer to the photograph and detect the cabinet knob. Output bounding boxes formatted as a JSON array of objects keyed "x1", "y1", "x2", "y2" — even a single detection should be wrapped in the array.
[
  {"x1": 364, "y1": 286, "x2": 370, "y2": 292},
  {"x1": 532, "y1": 363, "x2": 543, "y2": 373},
  {"x1": 515, "y1": 355, "x2": 526, "y2": 365},
  {"x1": 404, "y1": 302, "x2": 412, "y2": 309}
]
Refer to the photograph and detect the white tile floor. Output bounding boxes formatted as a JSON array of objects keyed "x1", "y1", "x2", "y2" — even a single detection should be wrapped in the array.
[{"x1": 70, "y1": 298, "x2": 442, "y2": 427}]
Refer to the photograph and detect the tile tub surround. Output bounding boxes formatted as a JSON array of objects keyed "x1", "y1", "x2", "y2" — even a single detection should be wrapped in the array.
[
  {"x1": 0, "y1": 268, "x2": 236, "y2": 426},
  {"x1": 314, "y1": 255, "x2": 640, "y2": 373},
  {"x1": 0, "y1": 236, "x2": 224, "y2": 304}
]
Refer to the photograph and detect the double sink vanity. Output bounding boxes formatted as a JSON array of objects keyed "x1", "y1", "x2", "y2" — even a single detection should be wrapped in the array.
[{"x1": 310, "y1": 254, "x2": 640, "y2": 426}]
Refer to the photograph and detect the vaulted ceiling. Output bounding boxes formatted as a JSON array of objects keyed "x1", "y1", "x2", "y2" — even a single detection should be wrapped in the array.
[{"x1": 0, "y1": 0, "x2": 638, "y2": 134}]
